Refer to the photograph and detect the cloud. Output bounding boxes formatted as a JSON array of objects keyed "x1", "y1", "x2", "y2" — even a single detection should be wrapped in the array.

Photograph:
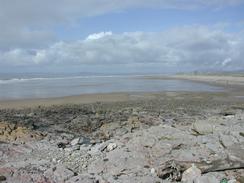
[
  {"x1": 86, "y1": 32, "x2": 113, "y2": 41},
  {"x1": 0, "y1": 0, "x2": 243, "y2": 50},
  {"x1": 1, "y1": 26, "x2": 243, "y2": 72}
]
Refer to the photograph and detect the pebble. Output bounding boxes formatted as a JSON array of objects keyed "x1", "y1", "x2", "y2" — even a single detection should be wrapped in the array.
[
  {"x1": 107, "y1": 143, "x2": 117, "y2": 151},
  {"x1": 150, "y1": 168, "x2": 156, "y2": 174}
]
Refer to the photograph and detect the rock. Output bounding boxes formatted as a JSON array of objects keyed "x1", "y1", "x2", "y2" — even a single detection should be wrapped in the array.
[
  {"x1": 65, "y1": 145, "x2": 80, "y2": 152},
  {"x1": 88, "y1": 142, "x2": 107, "y2": 156},
  {"x1": 71, "y1": 136, "x2": 90, "y2": 146},
  {"x1": 150, "y1": 168, "x2": 156, "y2": 174},
  {"x1": 70, "y1": 138, "x2": 80, "y2": 146},
  {"x1": 181, "y1": 164, "x2": 201, "y2": 183},
  {"x1": 0, "y1": 175, "x2": 6, "y2": 182},
  {"x1": 106, "y1": 143, "x2": 117, "y2": 151},
  {"x1": 192, "y1": 121, "x2": 214, "y2": 135},
  {"x1": 195, "y1": 174, "x2": 219, "y2": 183},
  {"x1": 219, "y1": 134, "x2": 238, "y2": 148},
  {"x1": 44, "y1": 165, "x2": 75, "y2": 182},
  {"x1": 66, "y1": 174, "x2": 95, "y2": 183},
  {"x1": 0, "y1": 121, "x2": 44, "y2": 143},
  {"x1": 237, "y1": 176, "x2": 244, "y2": 183},
  {"x1": 57, "y1": 142, "x2": 67, "y2": 148},
  {"x1": 79, "y1": 136, "x2": 90, "y2": 145},
  {"x1": 220, "y1": 178, "x2": 229, "y2": 183},
  {"x1": 228, "y1": 179, "x2": 237, "y2": 183},
  {"x1": 226, "y1": 143, "x2": 244, "y2": 163}
]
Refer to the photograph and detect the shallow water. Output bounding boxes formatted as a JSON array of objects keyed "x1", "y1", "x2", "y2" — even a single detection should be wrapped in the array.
[{"x1": 0, "y1": 75, "x2": 223, "y2": 100}]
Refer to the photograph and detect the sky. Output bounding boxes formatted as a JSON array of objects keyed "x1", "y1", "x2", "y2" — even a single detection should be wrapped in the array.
[{"x1": 0, "y1": 0, "x2": 244, "y2": 74}]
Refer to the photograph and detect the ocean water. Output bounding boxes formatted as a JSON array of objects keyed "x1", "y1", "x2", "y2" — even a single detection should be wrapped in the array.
[{"x1": 0, "y1": 74, "x2": 223, "y2": 100}]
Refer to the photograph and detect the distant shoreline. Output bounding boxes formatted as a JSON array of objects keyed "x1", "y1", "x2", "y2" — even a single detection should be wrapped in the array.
[
  {"x1": 143, "y1": 74, "x2": 244, "y2": 88},
  {"x1": 0, "y1": 75, "x2": 244, "y2": 109}
]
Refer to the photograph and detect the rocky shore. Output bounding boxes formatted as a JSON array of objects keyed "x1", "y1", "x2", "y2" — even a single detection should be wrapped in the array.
[{"x1": 0, "y1": 92, "x2": 244, "y2": 183}]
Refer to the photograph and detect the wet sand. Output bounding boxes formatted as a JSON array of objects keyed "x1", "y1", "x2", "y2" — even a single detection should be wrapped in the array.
[{"x1": 0, "y1": 75, "x2": 244, "y2": 109}]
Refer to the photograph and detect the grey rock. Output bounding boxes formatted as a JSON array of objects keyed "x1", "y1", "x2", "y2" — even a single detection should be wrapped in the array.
[
  {"x1": 44, "y1": 165, "x2": 75, "y2": 182},
  {"x1": 195, "y1": 174, "x2": 219, "y2": 183},
  {"x1": 181, "y1": 164, "x2": 201, "y2": 183},
  {"x1": 66, "y1": 174, "x2": 95, "y2": 183},
  {"x1": 228, "y1": 179, "x2": 237, "y2": 183},
  {"x1": 88, "y1": 142, "x2": 107, "y2": 156},
  {"x1": 219, "y1": 133, "x2": 238, "y2": 148},
  {"x1": 107, "y1": 143, "x2": 117, "y2": 151},
  {"x1": 192, "y1": 121, "x2": 214, "y2": 135},
  {"x1": 71, "y1": 138, "x2": 80, "y2": 146},
  {"x1": 71, "y1": 136, "x2": 90, "y2": 146},
  {"x1": 227, "y1": 142, "x2": 244, "y2": 163}
]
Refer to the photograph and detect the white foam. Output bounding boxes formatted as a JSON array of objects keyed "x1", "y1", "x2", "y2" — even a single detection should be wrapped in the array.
[{"x1": 0, "y1": 75, "x2": 144, "y2": 84}]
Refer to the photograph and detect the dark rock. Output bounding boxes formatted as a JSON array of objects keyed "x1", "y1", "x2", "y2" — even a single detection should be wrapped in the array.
[
  {"x1": 57, "y1": 142, "x2": 66, "y2": 149},
  {"x1": 237, "y1": 176, "x2": 244, "y2": 183},
  {"x1": 0, "y1": 175, "x2": 6, "y2": 182}
]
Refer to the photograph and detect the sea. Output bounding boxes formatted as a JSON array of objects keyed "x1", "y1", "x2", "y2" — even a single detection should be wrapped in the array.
[{"x1": 0, "y1": 73, "x2": 223, "y2": 100}]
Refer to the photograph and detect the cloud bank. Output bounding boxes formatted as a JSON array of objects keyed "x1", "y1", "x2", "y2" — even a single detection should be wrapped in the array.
[
  {"x1": 0, "y1": 0, "x2": 242, "y2": 50},
  {"x1": 1, "y1": 26, "x2": 243, "y2": 72}
]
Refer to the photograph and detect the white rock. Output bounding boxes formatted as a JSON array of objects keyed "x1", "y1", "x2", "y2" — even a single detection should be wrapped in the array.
[
  {"x1": 181, "y1": 164, "x2": 201, "y2": 183},
  {"x1": 224, "y1": 115, "x2": 235, "y2": 119},
  {"x1": 106, "y1": 143, "x2": 117, "y2": 151},
  {"x1": 70, "y1": 138, "x2": 80, "y2": 146},
  {"x1": 150, "y1": 168, "x2": 156, "y2": 174},
  {"x1": 228, "y1": 179, "x2": 237, "y2": 183}
]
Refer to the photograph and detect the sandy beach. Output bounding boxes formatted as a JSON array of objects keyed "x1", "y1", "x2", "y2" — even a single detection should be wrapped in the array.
[{"x1": 0, "y1": 76, "x2": 244, "y2": 182}]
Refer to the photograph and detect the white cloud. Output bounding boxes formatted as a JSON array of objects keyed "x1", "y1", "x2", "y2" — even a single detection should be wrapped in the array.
[
  {"x1": 1, "y1": 26, "x2": 243, "y2": 72},
  {"x1": 0, "y1": 0, "x2": 243, "y2": 50},
  {"x1": 222, "y1": 58, "x2": 232, "y2": 66},
  {"x1": 86, "y1": 32, "x2": 113, "y2": 41}
]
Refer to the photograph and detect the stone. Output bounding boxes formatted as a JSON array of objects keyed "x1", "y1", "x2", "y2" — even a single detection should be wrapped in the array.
[
  {"x1": 70, "y1": 138, "x2": 80, "y2": 146},
  {"x1": 150, "y1": 168, "x2": 156, "y2": 174},
  {"x1": 66, "y1": 174, "x2": 95, "y2": 183},
  {"x1": 237, "y1": 176, "x2": 244, "y2": 183},
  {"x1": 88, "y1": 142, "x2": 107, "y2": 156},
  {"x1": 228, "y1": 179, "x2": 237, "y2": 183},
  {"x1": 181, "y1": 164, "x2": 201, "y2": 183},
  {"x1": 44, "y1": 165, "x2": 75, "y2": 182},
  {"x1": 192, "y1": 121, "x2": 214, "y2": 135},
  {"x1": 0, "y1": 175, "x2": 6, "y2": 182},
  {"x1": 107, "y1": 143, "x2": 117, "y2": 151},
  {"x1": 0, "y1": 121, "x2": 44, "y2": 143},
  {"x1": 219, "y1": 134, "x2": 238, "y2": 148},
  {"x1": 195, "y1": 174, "x2": 219, "y2": 183},
  {"x1": 71, "y1": 136, "x2": 90, "y2": 146},
  {"x1": 65, "y1": 145, "x2": 80, "y2": 152},
  {"x1": 79, "y1": 136, "x2": 90, "y2": 145},
  {"x1": 57, "y1": 142, "x2": 67, "y2": 148}
]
